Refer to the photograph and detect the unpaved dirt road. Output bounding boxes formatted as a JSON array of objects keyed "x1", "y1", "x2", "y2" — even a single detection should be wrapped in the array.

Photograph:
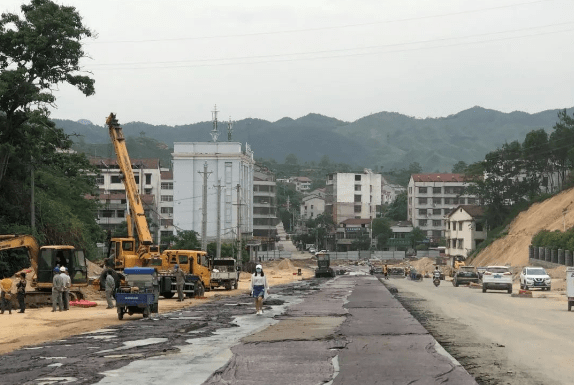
[{"x1": 388, "y1": 276, "x2": 574, "y2": 385}]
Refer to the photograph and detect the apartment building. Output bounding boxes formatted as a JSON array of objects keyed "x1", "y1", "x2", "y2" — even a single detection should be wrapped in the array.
[
  {"x1": 300, "y1": 192, "x2": 326, "y2": 220},
  {"x1": 290, "y1": 176, "x2": 312, "y2": 192},
  {"x1": 407, "y1": 173, "x2": 477, "y2": 242},
  {"x1": 90, "y1": 158, "x2": 168, "y2": 245},
  {"x1": 325, "y1": 170, "x2": 382, "y2": 225},
  {"x1": 445, "y1": 205, "x2": 486, "y2": 258},
  {"x1": 159, "y1": 170, "x2": 175, "y2": 244},
  {"x1": 253, "y1": 166, "x2": 279, "y2": 250}
]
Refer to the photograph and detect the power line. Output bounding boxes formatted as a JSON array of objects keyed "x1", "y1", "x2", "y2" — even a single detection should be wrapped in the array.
[
  {"x1": 89, "y1": 24, "x2": 574, "y2": 70},
  {"x1": 86, "y1": 0, "x2": 557, "y2": 45}
]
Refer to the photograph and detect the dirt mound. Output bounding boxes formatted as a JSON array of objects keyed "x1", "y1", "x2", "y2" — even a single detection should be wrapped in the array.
[
  {"x1": 87, "y1": 260, "x2": 103, "y2": 278},
  {"x1": 409, "y1": 257, "x2": 438, "y2": 275},
  {"x1": 277, "y1": 259, "x2": 295, "y2": 271},
  {"x1": 473, "y1": 188, "x2": 574, "y2": 267}
]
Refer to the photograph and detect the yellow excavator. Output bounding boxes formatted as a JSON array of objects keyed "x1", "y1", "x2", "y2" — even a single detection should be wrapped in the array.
[
  {"x1": 104, "y1": 113, "x2": 210, "y2": 297},
  {"x1": 0, "y1": 235, "x2": 88, "y2": 306}
]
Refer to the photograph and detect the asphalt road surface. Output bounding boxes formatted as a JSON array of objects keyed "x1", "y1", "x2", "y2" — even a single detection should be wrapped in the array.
[
  {"x1": 388, "y1": 274, "x2": 574, "y2": 385},
  {"x1": 0, "y1": 271, "x2": 476, "y2": 385}
]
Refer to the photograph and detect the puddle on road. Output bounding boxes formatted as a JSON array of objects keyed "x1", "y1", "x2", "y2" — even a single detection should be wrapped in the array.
[
  {"x1": 97, "y1": 338, "x2": 168, "y2": 354},
  {"x1": 96, "y1": 294, "x2": 304, "y2": 385},
  {"x1": 35, "y1": 377, "x2": 77, "y2": 385}
]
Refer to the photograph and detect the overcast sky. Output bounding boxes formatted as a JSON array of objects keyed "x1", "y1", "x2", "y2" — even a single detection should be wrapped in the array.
[{"x1": 5, "y1": 0, "x2": 574, "y2": 125}]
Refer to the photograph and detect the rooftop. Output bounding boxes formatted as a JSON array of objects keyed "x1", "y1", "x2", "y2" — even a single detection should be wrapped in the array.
[
  {"x1": 90, "y1": 157, "x2": 161, "y2": 170},
  {"x1": 411, "y1": 173, "x2": 465, "y2": 183},
  {"x1": 446, "y1": 205, "x2": 485, "y2": 218},
  {"x1": 341, "y1": 218, "x2": 372, "y2": 225}
]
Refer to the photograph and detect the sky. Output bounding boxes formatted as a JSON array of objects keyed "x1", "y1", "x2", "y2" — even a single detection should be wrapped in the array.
[{"x1": 4, "y1": 0, "x2": 574, "y2": 125}]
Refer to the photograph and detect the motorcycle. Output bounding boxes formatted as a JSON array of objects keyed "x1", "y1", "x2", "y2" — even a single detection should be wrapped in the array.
[{"x1": 433, "y1": 277, "x2": 440, "y2": 287}]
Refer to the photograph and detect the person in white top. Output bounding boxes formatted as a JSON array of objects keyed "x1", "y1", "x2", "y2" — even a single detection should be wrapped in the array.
[
  {"x1": 250, "y1": 264, "x2": 269, "y2": 315},
  {"x1": 60, "y1": 267, "x2": 71, "y2": 311}
]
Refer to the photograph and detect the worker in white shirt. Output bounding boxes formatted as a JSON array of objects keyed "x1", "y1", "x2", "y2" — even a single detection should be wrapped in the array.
[
  {"x1": 250, "y1": 264, "x2": 269, "y2": 315},
  {"x1": 60, "y1": 267, "x2": 71, "y2": 311}
]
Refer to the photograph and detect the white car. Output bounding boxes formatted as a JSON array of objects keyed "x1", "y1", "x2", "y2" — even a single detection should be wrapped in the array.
[
  {"x1": 520, "y1": 267, "x2": 551, "y2": 291},
  {"x1": 482, "y1": 266, "x2": 513, "y2": 294}
]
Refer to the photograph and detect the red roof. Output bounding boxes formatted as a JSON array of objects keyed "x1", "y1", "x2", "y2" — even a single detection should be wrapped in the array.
[
  {"x1": 411, "y1": 173, "x2": 465, "y2": 183},
  {"x1": 90, "y1": 157, "x2": 161, "y2": 169},
  {"x1": 161, "y1": 171, "x2": 173, "y2": 180},
  {"x1": 341, "y1": 218, "x2": 371, "y2": 225}
]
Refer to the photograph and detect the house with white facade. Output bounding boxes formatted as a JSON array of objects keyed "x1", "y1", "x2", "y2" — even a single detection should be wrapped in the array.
[
  {"x1": 290, "y1": 176, "x2": 312, "y2": 192},
  {"x1": 381, "y1": 177, "x2": 406, "y2": 204},
  {"x1": 445, "y1": 205, "x2": 486, "y2": 259},
  {"x1": 300, "y1": 193, "x2": 325, "y2": 220},
  {"x1": 407, "y1": 173, "x2": 478, "y2": 242},
  {"x1": 325, "y1": 170, "x2": 382, "y2": 225},
  {"x1": 172, "y1": 142, "x2": 254, "y2": 243}
]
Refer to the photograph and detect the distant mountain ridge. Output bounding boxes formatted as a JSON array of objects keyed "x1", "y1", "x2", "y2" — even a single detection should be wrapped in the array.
[{"x1": 56, "y1": 106, "x2": 573, "y2": 172}]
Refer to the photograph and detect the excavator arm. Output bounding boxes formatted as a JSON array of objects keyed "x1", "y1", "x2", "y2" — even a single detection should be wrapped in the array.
[
  {"x1": 106, "y1": 113, "x2": 153, "y2": 247},
  {"x1": 0, "y1": 235, "x2": 40, "y2": 272}
]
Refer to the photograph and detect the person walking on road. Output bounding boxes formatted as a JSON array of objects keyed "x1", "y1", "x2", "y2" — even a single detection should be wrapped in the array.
[
  {"x1": 174, "y1": 264, "x2": 185, "y2": 302},
  {"x1": 383, "y1": 264, "x2": 389, "y2": 280},
  {"x1": 105, "y1": 270, "x2": 115, "y2": 309},
  {"x1": 250, "y1": 264, "x2": 269, "y2": 315},
  {"x1": 60, "y1": 267, "x2": 71, "y2": 311},
  {"x1": 1, "y1": 274, "x2": 13, "y2": 314},
  {"x1": 16, "y1": 273, "x2": 26, "y2": 313},
  {"x1": 52, "y1": 267, "x2": 64, "y2": 312}
]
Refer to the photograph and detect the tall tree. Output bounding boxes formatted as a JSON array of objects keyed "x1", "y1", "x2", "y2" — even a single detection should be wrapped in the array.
[
  {"x1": 451, "y1": 161, "x2": 468, "y2": 174},
  {"x1": 549, "y1": 110, "x2": 574, "y2": 188}
]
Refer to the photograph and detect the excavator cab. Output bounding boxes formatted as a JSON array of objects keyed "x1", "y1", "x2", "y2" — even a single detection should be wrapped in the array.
[{"x1": 36, "y1": 246, "x2": 87, "y2": 289}]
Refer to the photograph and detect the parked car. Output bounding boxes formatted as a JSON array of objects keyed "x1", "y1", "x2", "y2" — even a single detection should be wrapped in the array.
[
  {"x1": 482, "y1": 266, "x2": 513, "y2": 294},
  {"x1": 309, "y1": 247, "x2": 316, "y2": 254},
  {"x1": 476, "y1": 267, "x2": 487, "y2": 279},
  {"x1": 370, "y1": 267, "x2": 383, "y2": 275},
  {"x1": 453, "y1": 266, "x2": 480, "y2": 287},
  {"x1": 520, "y1": 267, "x2": 551, "y2": 291}
]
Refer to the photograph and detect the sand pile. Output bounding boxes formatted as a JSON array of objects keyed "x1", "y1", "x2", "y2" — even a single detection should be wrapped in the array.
[
  {"x1": 473, "y1": 188, "x2": 574, "y2": 267},
  {"x1": 410, "y1": 257, "x2": 438, "y2": 275},
  {"x1": 277, "y1": 259, "x2": 295, "y2": 271},
  {"x1": 87, "y1": 260, "x2": 103, "y2": 278}
]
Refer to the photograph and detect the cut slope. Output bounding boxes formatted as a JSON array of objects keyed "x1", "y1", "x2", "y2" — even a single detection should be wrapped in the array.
[{"x1": 472, "y1": 188, "x2": 574, "y2": 267}]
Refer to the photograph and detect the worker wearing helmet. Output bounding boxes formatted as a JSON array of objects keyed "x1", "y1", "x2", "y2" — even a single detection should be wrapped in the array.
[
  {"x1": 59, "y1": 267, "x2": 71, "y2": 311},
  {"x1": 174, "y1": 264, "x2": 186, "y2": 302},
  {"x1": 52, "y1": 267, "x2": 64, "y2": 312}
]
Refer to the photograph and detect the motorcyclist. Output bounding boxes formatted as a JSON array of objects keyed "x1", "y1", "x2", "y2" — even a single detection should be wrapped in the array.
[{"x1": 432, "y1": 266, "x2": 441, "y2": 280}]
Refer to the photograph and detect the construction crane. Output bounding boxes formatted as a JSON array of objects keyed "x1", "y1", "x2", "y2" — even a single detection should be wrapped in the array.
[{"x1": 105, "y1": 113, "x2": 210, "y2": 298}]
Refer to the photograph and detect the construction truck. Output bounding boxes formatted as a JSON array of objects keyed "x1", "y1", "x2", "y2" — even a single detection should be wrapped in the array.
[
  {"x1": 104, "y1": 113, "x2": 210, "y2": 298},
  {"x1": 315, "y1": 252, "x2": 335, "y2": 278},
  {"x1": 0, "y1": 235, "x2": 88, "y2": 306},
  {"x1": 209, "y1": 258, "x2": 240, "y2": 290}
]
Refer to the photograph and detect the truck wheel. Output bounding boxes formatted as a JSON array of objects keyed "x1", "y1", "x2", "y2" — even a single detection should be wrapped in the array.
[
  {"x1": 482, "y1": 285, "x2": 486, "y2": 293},
  {"x1": 196, "y1": 283, "x2": 205, "y2": 297},
  {"x1": 508, "y1": 287, "x2": 512, "y2": 294},
  {"x1": 234, "y1": 281, "x2": 238, "y2": 290},
  {"x1": 117, "y1": 308, "x2": 124, "y2": 320},
  {"x1": 162, "y1": 292, "x2": 175, "y2": 299},
  {"x1": 454, "y1": 280, "x2": 459, "y2": 287},
  {"x1": 569, "y1": 301, "x2": 573, "y2": 311},
  {"x1": 143, "y1": 305, "x2": 150, "y2": 318}
]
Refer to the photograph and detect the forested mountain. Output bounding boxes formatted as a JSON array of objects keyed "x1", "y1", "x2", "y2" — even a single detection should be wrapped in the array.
[{"x1": 56, "y1": 106, "x2": 574, "y2": 172}]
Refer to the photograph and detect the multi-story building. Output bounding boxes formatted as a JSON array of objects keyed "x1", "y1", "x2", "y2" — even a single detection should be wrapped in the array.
[
  {"x1": 325, "y1": 170, "x2": 382, "y2": 225},
  {"x1": 172, "y1": 142, "x2": 254, "y2": 243},
  {"x1": 300, "y1": 192, "x2": 325, "y2": 220},
  {"x1": 159, "y1": 170, "x2": 175, "y2": 245},
  {"x1": 381, "y1": 177, "x2": 406, "y2": 204},
  {"x1": 253, "y1": 166, "x2": 278, "y2": 250},
  {"x1": 334, "y1": 218, "x2": 372, "y2": 251},
  {"x1": 407, "y1": 173, "x2": 477, "y2": 242},
  {"x1": 290, "y1": 176, "x2": 312, "y2": 192},
  {"x1": 91, "y1": 158, "x2": 167, "y2": 244},
  {"x1": 445, "y1": 205, "x2": 486, "y2": 259}
]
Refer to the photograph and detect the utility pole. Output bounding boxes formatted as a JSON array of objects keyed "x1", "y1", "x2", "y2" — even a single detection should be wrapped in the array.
[
  {"x1": 30, "y1": 158, "x2": 35, "y2": 232},
  {"x1": 198, "y1": 162, "x2": 212, "y2": 251},
  {"x1": 214, "y1": 179, "x2": 224, "y2": 259},
  {"x1": 236, "y1": 184, "x2": 242, "y2": 262},
  {"x1": 210, "y1": 105, "x2": 219, "y2": 142}
]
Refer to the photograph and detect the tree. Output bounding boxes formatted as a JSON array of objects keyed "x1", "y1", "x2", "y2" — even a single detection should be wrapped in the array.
[
  {"x1": 166, "y1": 230, "x2": 201, "y2": 250},
  {"x1": 207, "y1": 242, "x2": 236, "y2": 258},
  {"x1": 408, "y1": 227, "x2": 426, "y2": 250},
  {"x1": 0, "y1": 0, "x2": 95, "y2": 184},
  {"x1": 372, "y1": 218, "x2": 392, "y2": 249},
  {"x1": 549, "y1": 110, "x2": 574, "y2": 188},
  {"x1": 451, "y1": 161, "x2": 468, "y2": 174},
  {"x1": 383, "y1": 192, "x2": 408, "y2": 221},
  {"x1": 285, "y1": 153, "x2": 298, "y2": 166}
]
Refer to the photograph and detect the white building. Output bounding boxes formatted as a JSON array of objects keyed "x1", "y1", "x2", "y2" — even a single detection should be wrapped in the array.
[
  {"x1": 172, "y1": 142, "x2": 254, "y2": 242},
  {"x1": 445, "y1": 205, "x2": 487, "y2": 259},
  {"x1": 381, "y1": 176, "x2": 406, "y2": 204},
  {"x1": 253, "y1": 166, "x2": 278, "y2": 250},
  {"x1": 408, "y1": 173, "x2": 478, "y2": 242},
  {"x1": 159, "y1": 170, "x2": 175, "y2": 245},
  {"x1": 91, "y1": 158, "x2": 167, "y2": 244},
  {"x1": 325, "y1": 170, "x2": 382, "y2": 225},
  {"x1": 289, "y1": 176, "x2": 312, "y2": 192},
  {"x1": 300, "y1": 193, "x2": 325, "y2": 220}
]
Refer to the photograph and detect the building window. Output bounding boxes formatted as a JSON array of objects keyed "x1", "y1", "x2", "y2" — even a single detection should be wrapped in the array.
[
  {"x1": 419, "y1": 209, "x2": 427, "y2": 216},
  {"x1": 102, "y1": 210, "x2": 114, "y2": 218},
  {"x1": 144, "y1": 188, "x2": 152, "y2": 195},
  {"x1": 355, "y1": 174, "x2": 361, "y2": 181},
  {"x1": 457, "y1": 239, "x2": 464, "y2": 249},
  {"x1": 459, "y1": 222, "x2": 463, "y2": 231},
  {"x1": 354, "y1": 194, "x2": 362, "y2": 203},
  {"x1": 354, "y1": 185, "x2": 361, "y2": 192},
  {"x1": 418, "y1": 197, "x2": 427, "y2": 205},
  {"x1": 354, "y1": 205, "x2": 361, "y2": 213},
  {"x1": 161, "y1": 207, "x2": 173, "y2": 214},
  {"x1": 161, "y1": 182, "x2": 173, "y2": 190},
  {"x1": 160, "y1": 219, "x2": 173, "y2": 227},
  {"x1": 432, "y1": 220, "x2": 441, "y2": 227},
  {"x1": 145, "y1": 173, "x2": 152, "y2": 184},
  {"x1": 433, "y1": 187, "x2": 441, "y2": 194},
  {"x1": 444, "y1": 198, "x2": 452, "y2": 204},
  {"x1": 409, "y1": 187, "x2": 412, "y2": 194},
  {"x1": 311, "y1": 205, "x2": 314, "y2": 209},
  {"x1": 433, "y1": 209, "x2": 441, "y2": 215},
  {"x1": 419, "y1": 187, "x2": 427, "y2": 194},
  {"x1": 408, "y1": 197, "x2": 412, "y2": 205},
  {"x1": 433, "y1": 198, "x2": 441, "y2": 205},
  {"x1": 96, "y1": 175, "x2": 104, "y2": 185},
  {"x1": 443, "y1": 209, "x2": 449, "y2": 215},
  {"x1": 111, "y1": 175, "x2": 122, "y2": 184},
  {"x1": 447, "y1": 221, "x2": 450, "y2": 230},
  {"x1": 117, "y1": 210, "x2": 125, "y2": 218},
  {"x1": 467, "y1": 198, "x2": 476, "y2": 204},
  {"x1": 161, "y1": 195, "x2": 173, "y2": 202},
  {"x1": 161, "y1": 231, "x2": 172, "y2": 239},
  {"x1": 432, "y1": 230, "x2": 442, "y2": 239},
  {"x1": 476, "y1": 222, "x2": 484, "y2": 231},
  {"x1": 418, "y1": 219, "x2": 427, "y2": 227}
]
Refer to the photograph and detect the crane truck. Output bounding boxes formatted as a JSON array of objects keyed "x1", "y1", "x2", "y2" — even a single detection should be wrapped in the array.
[
  {"x1": 0, "y1": 235, "x2": 88, "y2": 306},
  {"x1": 105, "y1": 113, "x2": 210, "y2": 298}
]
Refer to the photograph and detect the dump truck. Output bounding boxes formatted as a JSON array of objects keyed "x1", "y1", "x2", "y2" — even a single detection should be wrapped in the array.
[
  {"x1": 315, "y1": 252, "x2": 335, "y2": 278},
  {"x1": 210, "y1": 258, "x2": 240, "y2": 290},
  {"x1": 0, "y1": 235, "x2": 88, "y2": 307},
  {"x1": 105, "y1": 113, "x2": 210, "y2": 298}
]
